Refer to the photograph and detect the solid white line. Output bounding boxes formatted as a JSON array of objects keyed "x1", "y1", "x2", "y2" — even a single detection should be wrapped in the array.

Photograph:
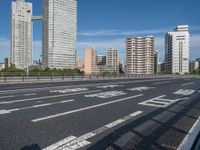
[
  {"x1": 42, "y1": 111, "x2": 143, "y2": 150},
  {"x1": 32, "y1": 94, "x2": 143, "y2": 122},
  {"x1": 0, "y1": 100, "x2": 74, "y2": 115},
  {"x1": 177, "y1": 116, "x2": 200, "y2": 150},
  {"x1": 181, "y1": 82, "x2": 194, "y2": 86},
  {"x1": 0, "y1": 95, "x2": 15, "y2": 99},
  {"x1": 24, "y1": 93, "x2": 37, "y2": 96},
  {"x1": 0, "y1": 90, "x2": 101, "y2": 105}
]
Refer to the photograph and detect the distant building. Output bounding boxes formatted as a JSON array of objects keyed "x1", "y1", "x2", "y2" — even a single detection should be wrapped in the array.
[
  {"x1": 106, "y1": 48, "x2": 120, "y2": 74},
  {"x1": 160, "y1": 62, "x2": 166, "y2": 73},
  {"x1": 0, "y1": 63, "x2": 5, "y2": 71},
  {"x1": 42, "y1": 0, "x2": 77, "y2": 69},
  {"x1": 4, "y1": 58, "x2": 10, "y2": 68},
  {"x1": 126, "y1": 36, "x2": 154, "y2": 75},
  {"x1": 76, "y1": 58, "x2": 84, "y2": 72},
  {"x1": 84, "y1": 48, "x2": 98, "y2": 75},
  {"x1": 165, "y1": 25, "x2": 190, "y2": 74},
  {"x1": 189, "y1": 61, "x2": 199, "y2": 74},
  {"x1": 96, "y1": 56, "x2": 106, "y2": 66},
  {"x1": 154, "y1": 51, "x2": 158, "y2": 74},
  {"x1": 11, "y1": 0, "x2": 33, "y2": 69}
]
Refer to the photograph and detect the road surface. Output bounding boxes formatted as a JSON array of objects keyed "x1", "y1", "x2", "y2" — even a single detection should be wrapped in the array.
[{"x1": 0, "y1": 77, "x2": 200, "y2": 150}]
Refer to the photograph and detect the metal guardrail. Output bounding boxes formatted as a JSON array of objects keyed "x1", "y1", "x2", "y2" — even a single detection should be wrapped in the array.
[{"x1": 0, "y1": 74, "x2": 199, "y2": 83}]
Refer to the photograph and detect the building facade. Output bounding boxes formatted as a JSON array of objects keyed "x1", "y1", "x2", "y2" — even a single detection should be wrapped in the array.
[
  {"x1": 154, "y1": 51, "x2": 158, "y2": 74},
  {"x1": 42, "y1": 0, "x2": 77, "y2": 69},
  {"x1": 11, "y1": 0, "x2": 33, "y2": 69},
  {"x1": 165, "y1": 25, "x2": 190, "y2": 74},
  {"x1": 84, "y1": 48, "x2": 97, "y2": 75},
  {"x1": 189, "y1": 61, "x2": 199, "y2": 74},
  {"x1": 126, "y1": 36, "x2": 154, "y2": 75},
  {"x1": 106, "y1": 48, "x2": 120, "y2": 74}
]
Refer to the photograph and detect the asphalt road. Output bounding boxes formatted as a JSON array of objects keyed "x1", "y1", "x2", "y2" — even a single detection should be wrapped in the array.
[{"x1": 0, "y1": 77, "x2": 200, "y2": 150}]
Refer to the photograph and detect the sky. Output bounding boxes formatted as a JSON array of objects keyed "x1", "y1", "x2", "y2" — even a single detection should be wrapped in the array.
[{"x1": 0, "y1": 0, "x2": 200, "y2": 63}]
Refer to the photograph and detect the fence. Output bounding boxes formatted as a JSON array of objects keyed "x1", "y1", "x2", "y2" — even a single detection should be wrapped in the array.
[{"x1": 0, "y1": 73, "x2": 198, "y2": 83}]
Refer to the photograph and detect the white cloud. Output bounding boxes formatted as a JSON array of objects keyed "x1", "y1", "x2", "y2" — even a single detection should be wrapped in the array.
[{"x1": 78, "y1": 25, "x2": 200, "y2": 37}]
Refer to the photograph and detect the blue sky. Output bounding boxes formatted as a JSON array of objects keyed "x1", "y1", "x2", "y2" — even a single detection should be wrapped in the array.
[{"x1": 0, "y1": 0, "x2": 200, "y2": 63}]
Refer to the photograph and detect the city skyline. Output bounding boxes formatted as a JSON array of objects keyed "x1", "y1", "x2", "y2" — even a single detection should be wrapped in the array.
[{"x1": 0, "y1": 0, "x2": 200, "y2": 63}]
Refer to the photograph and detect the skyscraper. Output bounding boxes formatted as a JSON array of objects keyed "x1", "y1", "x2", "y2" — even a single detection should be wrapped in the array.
[
  {"x1": 42, "y1": 0, "x2": 77, "y2": 69},
  {"x1": 11, "y1": 0, "x2": 32, "y2": 69},
  {"x1": 126, "y1": 36, "x2": 154, "y2": 75},
  {"x1": 165, "y1": 25, "x2": 190, "y2": 74}
]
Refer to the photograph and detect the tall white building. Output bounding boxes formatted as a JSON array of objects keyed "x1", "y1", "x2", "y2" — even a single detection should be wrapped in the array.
[
  {"x1": 165, "y1": 25, "x2": 190, "y2": 74},
  {"x1": 42, "y1": 0, "x2": 77, "y2": 69},
  {"x1": 11, "y1": 0, "x2": 33, "y2": 69}
]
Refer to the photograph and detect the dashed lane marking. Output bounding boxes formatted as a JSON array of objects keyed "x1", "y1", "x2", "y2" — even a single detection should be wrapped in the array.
[
  {"x1": 0, "y1": 90, "x2": 101, "y2": 105},
  {"x1": 153, "y1": 81, "x2": 172, "y2": 85},
  {"x1": 24, "y1": 93, "x2": 37, "y2": 96},
  {"x1": 0, "y1": 95, "x2": 15, "y2": 99},
  {"x1": 181, "y1": 82, "x2": 194, "y2": 86},
  {"x1": 32, "y1": 94, "x2": 143, "y2": 122},
  {"x1": 96, "y1": 85, "x2": 124, "y2": 89},
  {"x1": 50, "y1": 88, "x2": 88, "y2": 93},
  {"x1": 128, "y1": 87, "x2": 156, "y2": 91},
  {"x1": 85, "y1": 91, "x2": 126, "y2": 99},
  {"x1": 42, "y1": 111, "x2": 143, "y2": 150},
  {"x1": 0, "y1": 100, "x2": 74, "y2": 115}
]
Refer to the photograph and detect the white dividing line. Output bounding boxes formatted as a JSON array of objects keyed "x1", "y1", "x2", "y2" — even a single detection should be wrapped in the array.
[
  {"x1": 181, "y1": 82, "x2": 194, "y2": 86},
  {"x1": 32, "y1": 94, "x2": 143, "y2": 122},
  {"x1": 24, "y1": 93, "x2": 37, "y2": 96},
  {"x1": 177, "y1": 116, "x2": 200, "y2": 150},
  {"x1": 0, "y1": 95, "x2": 15, "y2": 99},
  {"x1": 42, "y1": 111, "x2": 143, "y2": 150},
  {"x1": 0, "y1": 90, "x2": 101, "y2": 105},
  {"x1": 154, "y1": 81, "x2": 171, "y2": 85},
  {"x1": 0, "y1": 100, "x2": 74, "y2": 115}
]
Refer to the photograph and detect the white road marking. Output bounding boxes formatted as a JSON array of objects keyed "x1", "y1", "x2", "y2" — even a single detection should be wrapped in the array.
[
  {"x1": 174, "y1": 89, "x2": 196, "y2": 96},
  {"x1": 85, "y1": 91, "x2": 126, "y2": 99},
  {"x1": 0, "y1": 100, "x2": 74, "y2": 115},
  {"x1": 0, "y1": 95, "x2": 15, "y2": 99},
  {"x1": 32, "y1": 94, "x2": 143, "y2": 122},
  {"x1": 50, "y1": 88, "x2": 88, "y2": 93},
  {"x1": 139, "y1": 95, "x2": 189, "y2": 108},
  {"x1": 154, "y1": 81, "x2": 171, "y2": 85},
  {"x1": 177, "y1": 116, "x2": 200, "y2": 150},
  {"x1": 42, "y1": 111, "x2": 143, "y2": 150},
  {"x1": 96, "y1": 85, "x2": 123, "y2": 89},
  {"x1": 0, "y1": 90, "x2": 101, "y2": 105},
  {"x1": 24, "y1": 93, "x2": 37, "y2": 96},
  {"x1": 128, "y1": 87, "x2": 156, "y2": 91},
  {"x1": 181, "y1": 82, "x2": 194, "y2": 86}
]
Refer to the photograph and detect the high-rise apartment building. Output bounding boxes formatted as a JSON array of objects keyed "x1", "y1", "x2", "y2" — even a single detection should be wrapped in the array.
[
  {"x1": 106, "y1": 48, "x2": 120, "y2": 74},
  {"x1": 84, "y1": 48, "x2": 97, "y2": 75},
  {"x1": 154, "y1": 51, "x2": 158, "y2": 74},
  {"x1": 165, "y1": 25, "x2": 190, "y2": 74},
  {"x1": 126, "y1": 36, "x2": 154, "y2": 74},
  {"x1": 42, "y1": 0, "x2": 77, "y2": 69},
  {"x1": 11, "y1": 0, "x2": 32, "y2": 69}
]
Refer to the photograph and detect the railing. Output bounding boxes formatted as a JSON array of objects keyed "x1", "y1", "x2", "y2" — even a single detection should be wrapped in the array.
[{"x1": 0, "y1": 73, "x2": 198, "y2": 83}]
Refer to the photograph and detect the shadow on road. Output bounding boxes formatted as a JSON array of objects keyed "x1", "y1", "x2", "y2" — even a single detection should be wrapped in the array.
[
  {"x1": 20, "y1": 144, "x2": 41, "y2": 150},
  {"x1": 87, "y1": 94, "x2": 200, "y2": 150}
]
